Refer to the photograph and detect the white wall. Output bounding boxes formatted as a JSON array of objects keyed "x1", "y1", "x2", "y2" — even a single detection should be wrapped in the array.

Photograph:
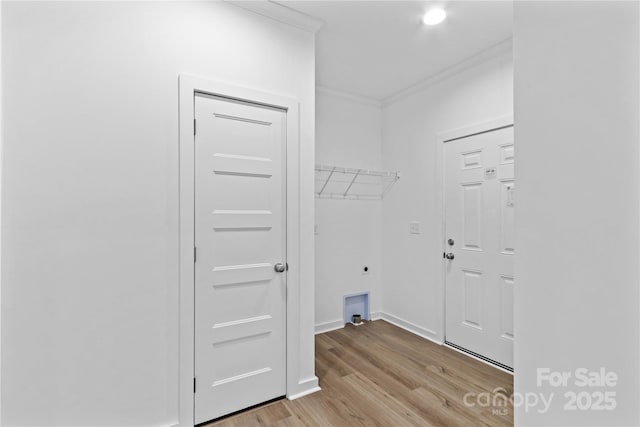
[
  {"x1": 314, "y1": 90, "x2": 382, "y2": 331},
  {"x1": 514, "y1": 2, "x2": 640, "y2": 425},
  {"x1": 0, "y1": 2, "x2": 3, "y2": 422},
  {"x1": 381, "y1": 50, "x2": 513, "y2": 340},
  {"x1": 1, "y1": 2, "x2": 315, "y2": 426}
]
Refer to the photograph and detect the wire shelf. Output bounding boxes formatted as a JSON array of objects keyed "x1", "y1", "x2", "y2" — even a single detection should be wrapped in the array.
[{"x1": 315, "y1": 164, "x2": 400, "y2": 200}]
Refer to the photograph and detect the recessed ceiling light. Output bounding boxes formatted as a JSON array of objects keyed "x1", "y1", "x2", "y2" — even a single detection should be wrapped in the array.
[{"x1": 423, "y1": 8, "x2": 447, "y2": 26}]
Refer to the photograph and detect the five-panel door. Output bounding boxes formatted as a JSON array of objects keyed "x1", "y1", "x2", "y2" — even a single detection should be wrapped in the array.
[{"x1": 194, "y1": 94, "x2": 287, "y2": 423}]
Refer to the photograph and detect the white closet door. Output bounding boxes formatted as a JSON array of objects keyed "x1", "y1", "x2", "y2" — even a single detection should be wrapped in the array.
[{"x1": 194, "y1": 94, "x2": 287, "y2": 423}]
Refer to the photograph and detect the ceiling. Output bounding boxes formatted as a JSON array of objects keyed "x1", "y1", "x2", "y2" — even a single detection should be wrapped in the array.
[{"x1": 281, "y1": 1, "x2": 513, "y2": 102}]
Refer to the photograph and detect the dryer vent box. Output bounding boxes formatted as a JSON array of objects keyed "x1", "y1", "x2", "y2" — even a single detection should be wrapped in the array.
[{"x1": 343, "y1": 292, "x2": 370, "y2": 325}]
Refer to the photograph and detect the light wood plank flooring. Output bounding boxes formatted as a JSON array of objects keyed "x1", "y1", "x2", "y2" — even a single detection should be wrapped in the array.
[{"x1": 204, "y1": 320, "x2": 513, "y2": 427}]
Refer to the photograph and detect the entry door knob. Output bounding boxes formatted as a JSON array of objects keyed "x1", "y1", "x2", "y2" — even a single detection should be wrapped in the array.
[
  {"x1": 274, "y1": 263, "x2": 286, "y2": 273},
  {"x1": 445, "y1": 253, "x2": 455, "y2": 260}
]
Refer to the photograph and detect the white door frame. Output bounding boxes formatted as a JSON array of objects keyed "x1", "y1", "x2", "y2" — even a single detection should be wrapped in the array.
[
  {"x1": 435, "y1": 114, "x2": 514, "y2": 350},
  {"x1": 178, "y1": 75, "x2": 301, "y2": 427}
]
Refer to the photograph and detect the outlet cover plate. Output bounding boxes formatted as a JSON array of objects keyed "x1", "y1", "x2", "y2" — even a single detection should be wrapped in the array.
[{"x1": 409, "y1": 221, "x2": 421, "y2": 234}]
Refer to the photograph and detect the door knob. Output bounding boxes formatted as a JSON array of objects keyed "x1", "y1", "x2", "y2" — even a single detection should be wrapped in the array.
[
  {"x1": 274, "y1": 263, "x2": 286, "y2": 273},
  {"x1": 445, "y1": 253, "x2": 455, "y2": 260}
]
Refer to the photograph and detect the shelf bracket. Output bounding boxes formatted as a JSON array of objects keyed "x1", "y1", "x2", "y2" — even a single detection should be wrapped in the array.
[
  {"x1": 381, "y1": 173, "x2": 400, "y2": 199},
  {"x1": 343, "y1": 169, "x2": 362, "y2": 198},
  {"x1": 318, "y1": 166, "x2": 336, "y2": 197}
]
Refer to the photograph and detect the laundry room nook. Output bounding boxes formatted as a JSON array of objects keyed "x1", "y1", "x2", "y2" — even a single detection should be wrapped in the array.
[{"x1": 310, "y1": 2, "x2": 515, "y2": 369}]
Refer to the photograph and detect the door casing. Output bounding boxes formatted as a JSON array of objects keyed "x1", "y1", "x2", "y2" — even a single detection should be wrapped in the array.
[
  {"x1": 178, "y1": 75, "x2": 302, "y2": 427},
  {"x1": 436, "y1": 114, "x2": 514, "y2": 374}
]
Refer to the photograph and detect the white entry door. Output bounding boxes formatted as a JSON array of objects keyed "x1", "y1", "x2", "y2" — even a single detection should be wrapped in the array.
[
  {"x1": 444, "y1": 125, "x2": 514, "y2": 369},
  {"x1": 194, "y1": 93, "x2": 287, "y2": 423}
]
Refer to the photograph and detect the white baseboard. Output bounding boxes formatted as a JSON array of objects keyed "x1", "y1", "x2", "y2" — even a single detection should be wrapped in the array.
[
  {"x1": 314, "y1": 312, "x2": 440, "y2": 343},
  {"x1": 288, "y1": 377, "x2": 321, "y2": 400},
  {"x1": 289, "y1": 385, "x2": 321, "y2": 400},
  {"x1": 379, "y1": 312, "x2": 443, "y2": 345},
  {"x1": 314, "y1": 319, "x2": 344, "y2": 335},
  {"x1": 315, "y1": 311, "x2": 384, "y2": 335}
]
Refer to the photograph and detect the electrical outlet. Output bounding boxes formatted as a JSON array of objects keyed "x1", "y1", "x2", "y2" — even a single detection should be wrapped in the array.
[{"x1": 409, "y1": 221, "x2": 421, "y2": 235}]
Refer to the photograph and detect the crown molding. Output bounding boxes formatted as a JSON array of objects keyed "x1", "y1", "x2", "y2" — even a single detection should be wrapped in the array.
[
  {"x1": 316, "y1": 86, "x2": 382, "y2": 109},
  {"x1": 226, "y1": 0, "x2": 324, "y2": 34},
  {"x1": 382, "y1": 37, "x2": 513, "y2": 108}
]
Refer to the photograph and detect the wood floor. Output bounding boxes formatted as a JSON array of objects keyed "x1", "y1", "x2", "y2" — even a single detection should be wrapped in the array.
[{"x1": 205, "y1": 320, "x2": 513, "y2": 427}]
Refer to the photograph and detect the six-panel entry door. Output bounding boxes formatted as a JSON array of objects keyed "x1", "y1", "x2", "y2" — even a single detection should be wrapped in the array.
[
  {"x1": 194, "y1": 93, "x2": 287, "y2": 423},
  {"x1": 444, "y1": 126, "x2": 514, "y2": 369}
]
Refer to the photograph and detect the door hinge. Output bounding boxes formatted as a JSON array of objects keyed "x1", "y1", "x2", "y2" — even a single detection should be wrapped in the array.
[
  {"x1": 194, "y1": 247, "x2": 197, "y2": 263},
  {"x1": 194, "y1": 119, "x2": 197, "y2": 136},
  {"x1": 193, "y1": 377, "x2": 196, "y2": 393}
]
